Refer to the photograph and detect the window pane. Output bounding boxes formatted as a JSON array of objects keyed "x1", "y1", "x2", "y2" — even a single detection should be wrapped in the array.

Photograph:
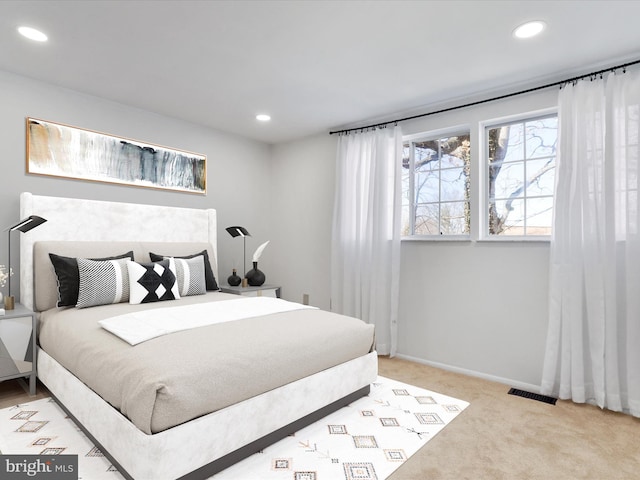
[
  {"x1": 489, "y1": 124, "x2": 524, "y2": 164},
  {"x1": 503, "y1": 123, "x2": 525, "y2": 161},
  {"x1": 416, "y1": 171, "x2": 439, "y2": 203},
  {"x1": 526, "y1": 159, "x2": 555, "y2": 197},
  {"x1": 441, "y1": 135, "x2": 470, "y2": 167},
  {"x1": 441, "y1": 202, "x2": 469, "y2": 234},
  {"x1": 440, "y1": 167, "x2": 467, "y2": 202},
  {"x1": 403, "y1": 131, "x2": 471, "y2": 237},
  {"x1": 525, "y1": 197, "x2": 553, "y2": 235},
  {"x1": 442, "y1": 154, "x2": 465, "y2": 168},
  {"x1": 494, "y1": 196, "x2": 555, "y2": 235},
  {"x1": 525, "y1": 117, "x2": 557, "y2": 159},
  {"x1": 498, "y1": 198, "x2": 525, "y2": 235},
  {"x1": 415, "y1": 204, "x2": 439, "y2": 235},
  {"x1": 488, "y1": 199, "x2": 505, "y2": 234},
  {"x1": 401, "y1": 141, "x2": 413, "y2": 236},
  {"x1": 494, "y1": 161, "x2": 524, "y2": 199},
  {"x1": 487, "y1": 114, "x2": 557, "y2": 237},
  {"x1": 488, "y1": 199, "x2": 501, "y2": 235},
  {"x1": 414, "y1": 140, "x2": 439, "y2": 171}
]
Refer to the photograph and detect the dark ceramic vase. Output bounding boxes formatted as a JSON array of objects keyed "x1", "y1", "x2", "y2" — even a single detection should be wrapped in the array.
[
  {"x1": 227, "y1": 268, "x2": 241, "y2": 286},
  {"x1": 245, "y1": 261, "x2": 265, "y2": 286}
]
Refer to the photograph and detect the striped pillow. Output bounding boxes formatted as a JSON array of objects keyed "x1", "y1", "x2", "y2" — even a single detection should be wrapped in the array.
[
  {"x1": 49, "y1": 251, "x2": 134, "y2": 307},
  {"x1": 76, "y1": 258, "x2": 130, "y2": 308},
  {"x1": 168, "y1": 256, "x2": 206, "y2": 297}
]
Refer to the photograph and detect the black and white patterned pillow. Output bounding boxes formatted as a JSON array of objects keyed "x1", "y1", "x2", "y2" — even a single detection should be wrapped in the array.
[
  {"x1": 171, "y1": 256, "x2": 206, "y2": 297},
  {"x1": 49, "y1": 251, "x2": 134, "y2": 307},
  {"x1": 76, "y1": 258, "x2": 131, "y2": 309},
  {"x1": 149, "y1": 250, "x2": 219, "y2": 291},
  {"x1": 128, "y1": 259, "x2": 181, "y2": 305}
]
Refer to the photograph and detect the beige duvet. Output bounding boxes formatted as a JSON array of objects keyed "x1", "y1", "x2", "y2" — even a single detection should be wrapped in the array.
[{"x1": 38, "y1": 292, "x2": 375, "y2": 435}]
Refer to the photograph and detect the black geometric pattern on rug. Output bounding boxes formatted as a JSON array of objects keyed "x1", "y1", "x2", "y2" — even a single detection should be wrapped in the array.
[{"x1": 508, "y1": 388, "x2": 557, "y2": 405}]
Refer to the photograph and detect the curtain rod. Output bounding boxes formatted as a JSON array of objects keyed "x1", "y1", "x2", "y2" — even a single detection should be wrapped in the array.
[{"x1": 329, "y1": 58, "x2": 640, "y2": 136}]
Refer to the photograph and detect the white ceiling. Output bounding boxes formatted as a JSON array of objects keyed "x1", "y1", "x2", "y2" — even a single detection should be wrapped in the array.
[{"x1": 1, "y1": 0, "x2": 640, "y2": 145}]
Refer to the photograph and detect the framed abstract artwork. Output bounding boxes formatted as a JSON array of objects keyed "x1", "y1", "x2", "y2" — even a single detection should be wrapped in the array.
[{"x1": 26, "y1": 118, "x2": 207, "y2": 194}]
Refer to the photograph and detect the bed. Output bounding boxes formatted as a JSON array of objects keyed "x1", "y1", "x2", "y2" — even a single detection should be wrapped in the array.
[{"x1": 19, "y1": 192, "x2": 378, "y2": 480}]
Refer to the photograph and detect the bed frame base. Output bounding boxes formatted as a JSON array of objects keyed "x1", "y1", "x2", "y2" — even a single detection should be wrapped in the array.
[
  {"x1": 47, "y1": 390, "x2": 135, "y2": 480},
  {"x1": 49, "y1": 384, "x2": 370, "y2": 480},
  {"x1": 38, "y1": 348, "x2": 378, "y2": 480},
  {"x1": 182, "y1": 385, "x2": 370, "y2": 479}
]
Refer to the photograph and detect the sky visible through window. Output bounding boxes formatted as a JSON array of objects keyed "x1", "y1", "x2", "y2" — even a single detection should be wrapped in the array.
[{"x1": 488, "y1": 115, "x2": 557, "y2": 236}]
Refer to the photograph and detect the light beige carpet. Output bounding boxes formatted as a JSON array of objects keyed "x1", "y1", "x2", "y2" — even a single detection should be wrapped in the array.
[{"x1": 378, "y1": 357, "x2": 639, "y2": 480}]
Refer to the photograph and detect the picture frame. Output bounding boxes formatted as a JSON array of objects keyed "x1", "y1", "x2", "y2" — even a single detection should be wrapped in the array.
[{"x1": 26, "y1": 117, "x2": 207, "y2": 194}]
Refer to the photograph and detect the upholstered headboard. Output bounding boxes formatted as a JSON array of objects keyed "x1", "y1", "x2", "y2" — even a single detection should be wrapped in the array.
[{"x1": 19, "y1": 192, "x2": 217, "y2": 311}]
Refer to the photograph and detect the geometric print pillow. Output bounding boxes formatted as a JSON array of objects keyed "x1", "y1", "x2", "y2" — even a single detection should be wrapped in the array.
[
  {"x1": 127, "y1": 259, "x2": 181, "y2": 305},
  {"x1": 76, "y1": 257, "x2": 131, "y2": 309},
  {"x1": 170, "y1": 256, "x2": 206, "y2": 297}
]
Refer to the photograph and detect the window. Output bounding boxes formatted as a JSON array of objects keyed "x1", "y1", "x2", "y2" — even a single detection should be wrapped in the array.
[
  {"x1": 486, "y1": 114, "x2": 557, "y2": 236},
  {"x1": 401, "y1": 132, "x2": 471, "y2": 236}
]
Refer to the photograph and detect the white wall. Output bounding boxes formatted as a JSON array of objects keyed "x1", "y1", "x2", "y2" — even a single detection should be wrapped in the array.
[
  {"x1": 0, "y1": 69, "x2": 273, "y2": 297},
  {"x1": 397, "y1": 89, "x2": 557, "y2": 389},
  {"x1": 270, "y1": 88, "x2": 559, "y2": 389},
  {"x1": 269, "y1": 134, "x2": 337, "y2": 310}
]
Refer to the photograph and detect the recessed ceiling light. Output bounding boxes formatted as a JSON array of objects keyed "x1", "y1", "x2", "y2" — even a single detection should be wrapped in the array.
[
  {"x1": 18, "y1": 26, "x2": 48, "y2": 42},
  {"x1": 513, "y1": 20, "x2": 546, "y2": 39},
  {"x1": 256, "y1": 114, "x2": 271, "y2": 122}
]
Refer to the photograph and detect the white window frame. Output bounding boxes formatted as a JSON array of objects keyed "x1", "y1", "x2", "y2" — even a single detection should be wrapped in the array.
[
  {"x1": 479, "y1": 107, "x2": 558, "y2": 242},
  {"x1": 402, "y1": 125, "x2": 471, "y2": 240}
]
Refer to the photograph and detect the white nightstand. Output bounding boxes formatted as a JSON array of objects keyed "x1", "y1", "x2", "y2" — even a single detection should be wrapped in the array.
[
  {"x1": 220, "y1": 285, "x2": 281, "y2": 298},
  {"x1": 0, "y1": 303, "x2": 37, "y2": 396}
]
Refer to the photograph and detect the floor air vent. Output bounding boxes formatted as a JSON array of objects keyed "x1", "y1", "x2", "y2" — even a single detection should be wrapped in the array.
[{"x1": 508, "y1": 388, "x2": 557, "y2": 405}]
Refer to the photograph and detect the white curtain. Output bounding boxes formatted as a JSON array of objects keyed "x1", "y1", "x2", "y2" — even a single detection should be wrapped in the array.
[
  {"x1": 541, "y1": 70, "x2": 640, "y2": 417},
  {"x1": 331, "y1": 126, "x2": 402, "y2": 356}
]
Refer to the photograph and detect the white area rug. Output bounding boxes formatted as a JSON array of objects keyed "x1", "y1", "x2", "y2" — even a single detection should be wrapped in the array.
[{"x1": 0, "y1": 377, "x2": 469, "y2": 480}]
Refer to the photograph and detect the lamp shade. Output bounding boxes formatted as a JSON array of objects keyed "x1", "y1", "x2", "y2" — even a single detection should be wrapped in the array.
[
  {"x1": 7, "y1": 215, "x2": 47, "y2": 233},
  {"x1": 226, "y1": 226, "x2": 250, "y2": 238},
  {"x1": 4, "y1": 215, "x2": 47, "y2": 303}
]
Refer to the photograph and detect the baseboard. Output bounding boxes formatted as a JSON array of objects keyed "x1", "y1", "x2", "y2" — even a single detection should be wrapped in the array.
[{"x1": 394, "y1": 353, "x2": 542, "y2": 394}]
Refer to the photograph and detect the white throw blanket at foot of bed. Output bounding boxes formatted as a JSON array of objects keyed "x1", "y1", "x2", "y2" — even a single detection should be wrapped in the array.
[{"x1": 99, "y1": 297, "x2": 316, "y2": 345}]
